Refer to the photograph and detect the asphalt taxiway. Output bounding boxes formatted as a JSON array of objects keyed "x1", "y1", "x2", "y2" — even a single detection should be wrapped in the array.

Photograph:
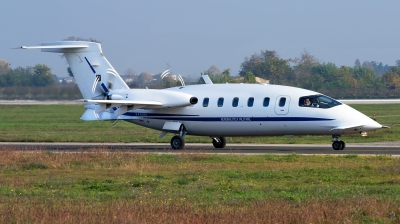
[{"x1": 0, "y1": 142, "x2": 399, "y2": 155}]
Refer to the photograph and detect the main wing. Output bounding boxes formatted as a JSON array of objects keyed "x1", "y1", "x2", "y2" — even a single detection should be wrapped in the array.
[{"x1": 77, "y1": 99, "x2": 163, "y2": 106}]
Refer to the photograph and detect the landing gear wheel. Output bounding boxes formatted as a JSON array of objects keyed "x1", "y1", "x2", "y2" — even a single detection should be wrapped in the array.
[
  {"x1": 332, "y1": 141, "x2": 343, "y2": 150},
  {"x1": 212, "y1": 137, "x2": 226, "y2": 148},
  {"x1": 171, "y1": 136, "x2": 185, "y2": 149},
  {"x1": 340, "y1": 141, "x2": 345, "y2": 150}
]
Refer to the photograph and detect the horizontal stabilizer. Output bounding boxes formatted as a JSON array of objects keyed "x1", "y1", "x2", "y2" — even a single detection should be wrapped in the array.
[{"x1": 17, "y1": 45, "x2": 88, "y2": 50}]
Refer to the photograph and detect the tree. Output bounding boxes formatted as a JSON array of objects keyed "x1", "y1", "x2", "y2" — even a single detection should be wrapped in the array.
[
  {"x1": 138, "y1": 72, "x2": 153, "y2": 84},
  {"x1": 352, "y1": 66, "x2": 376, "y2": 88},
  {"x1": 354, "y1": 59, "x2": 361, "y2": 67},
  {"x1": 198, "y1": 65, "x2": 234, "y2": 84},
  {"x1": 0, "y1": 60, "x2": 11, "y2": 75},
  {"x1": 124, "y1": 68, "x2": 136, "y2": 77},
  {"x1": 243, "y1": 71, "x2": 256, "y2": 83},
  {"x1": 162, "y1": 76, "x2": 178, "y2": 88},
  {"x1": 239, "y1": 50, "x2": 291, "y2": 84},
  {"x1": 32, "y1": 64, "x2": 55, "y2": 86},
  {"x1": 382, "y1": 68, "x2": 400, "y2": 89},
  {"x1": 219, "y1": 69, "x2": 233, "y2": 83},
  {"x1": 63, "y1": 36, "x2": 101, "y2": 43},
  {"x1": 293, "y1": 50, "x2": 320, "y2": 88},
  {"x1": 311, "y1": 63, "x2": 339, "y2": 90},
  {"x1": 362, "y1": 61, "x2": 374, "y2": 70}
]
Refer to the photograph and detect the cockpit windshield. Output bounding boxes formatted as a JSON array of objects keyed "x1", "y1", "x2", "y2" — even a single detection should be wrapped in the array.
[{"x1": 298, "y1": 94, "x2": 342, "y2": 109}]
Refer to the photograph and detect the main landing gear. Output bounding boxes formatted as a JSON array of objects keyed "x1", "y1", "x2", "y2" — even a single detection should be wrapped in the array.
[
  {"x1": 212, "y1": 137, "x2": 226, "y2": 148},
  {"x1": 169, "y1": 125, "x2": 227, "y2": 149},
  {"x1": 170, "y1": 125, "x2": 187, "y2": 149},
  {"x1": 171, "y1": 135, "x2": 185, "y2": 149},
  {"x1": 331, "y1": 135, "x2": 345, "y2": 150},
  {"x1": 170, "y1": 136, "x2": 227, "y2": 149}
]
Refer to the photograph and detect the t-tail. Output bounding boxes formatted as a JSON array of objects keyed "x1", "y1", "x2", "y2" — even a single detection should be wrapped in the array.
[
  {"x1": 19, "y1": 41, "x2": 198, "y2": 121},
  {"x1": 20, "y1": 41, "x2": 129, "y2": 99}
]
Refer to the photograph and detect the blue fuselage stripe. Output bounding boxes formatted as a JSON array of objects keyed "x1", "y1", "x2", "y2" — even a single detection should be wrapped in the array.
[
  {"x1": 124, "y1": 113, "x2": 334, "y2": 122},
  {"x1": 145, "y1": 117, "x2": 334, "y2": 122}
]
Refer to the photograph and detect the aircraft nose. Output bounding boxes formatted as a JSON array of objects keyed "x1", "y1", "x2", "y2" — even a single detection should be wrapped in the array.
[{"x1": 364, "y1": 119, "x2": 384, "y2": 131}]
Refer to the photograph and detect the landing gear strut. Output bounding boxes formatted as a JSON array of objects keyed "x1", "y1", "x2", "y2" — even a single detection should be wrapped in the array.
[
  {"x1": 331, "y1": 135, "x2": 345, "y2": 150},
  {"x1": 212, "y1": 137, "x2": 226, "y2": 148}
]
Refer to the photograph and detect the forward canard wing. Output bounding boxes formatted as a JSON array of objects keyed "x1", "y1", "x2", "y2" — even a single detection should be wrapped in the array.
[{"x1": 330, "y1": 124, "x2": 365, "y2": 132}]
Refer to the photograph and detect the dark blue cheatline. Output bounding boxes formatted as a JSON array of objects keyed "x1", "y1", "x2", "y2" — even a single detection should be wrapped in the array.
[
  {"x1": 126, "y1": 114, "x2": 334, "y2": 122},
  {"x1": 148, "y1": 117, "x2": 334, "y2": 122}
]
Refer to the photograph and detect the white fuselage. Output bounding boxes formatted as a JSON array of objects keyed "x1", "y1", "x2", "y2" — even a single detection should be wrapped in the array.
[{"x1": 117, "y1": 83, "x2": 381, "y2": 137}]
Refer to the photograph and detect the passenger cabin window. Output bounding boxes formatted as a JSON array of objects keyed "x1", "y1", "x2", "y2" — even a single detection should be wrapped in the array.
[
  {"x1": 218, "y1": 97, "x2": 224, "y2": 107},
  {"x1": 263, "y1": 97, "x2": 270, "y2": 107},
  {"x1": 203, "y1": 97, "x2": 209, "y2": 107},
  {"x1": 232, "y1": 97, "x2": 239, "y2": 107},
  {"x1": 247, "y1": 97, "x2": 254, "y2": 107},
  {"x1": 279, "y1": 97, "x2": 286, "y2": 107},
  {"x1": 298, "y1": 94, "x2": 342, "y2": 109}
]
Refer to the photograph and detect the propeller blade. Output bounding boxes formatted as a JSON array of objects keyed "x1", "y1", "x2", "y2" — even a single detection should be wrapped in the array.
[
  {"x1": 92, "y1": 76, "x2": 100, "y2": 93},
  {"x1": 111, "y1": 119, "x2": 119, "y2": 127},
  {"x1": 100, "y1": 83, "x2": 109, "y2": 94}
]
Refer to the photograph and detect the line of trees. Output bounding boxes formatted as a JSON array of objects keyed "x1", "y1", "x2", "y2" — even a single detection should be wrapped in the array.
[
  {"x1": 2, "y1": 44, "x2": 400, "y2": 99},
  {"x1": 208, "y1": 50, "x2": 400, "y2": 98},
  {"x1": 0, "y1": 60, "x2": 56, "y2": 87}
]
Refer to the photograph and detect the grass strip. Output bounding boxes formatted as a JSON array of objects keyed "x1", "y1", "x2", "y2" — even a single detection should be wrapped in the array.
[{"x1": 0, "y1": 150, "x2": 399, "y2": 223}]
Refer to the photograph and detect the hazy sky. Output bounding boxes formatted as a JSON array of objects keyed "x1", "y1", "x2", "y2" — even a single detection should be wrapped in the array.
[{"x1": 2, "y1": 1, "x2": 400, "y2": 77}]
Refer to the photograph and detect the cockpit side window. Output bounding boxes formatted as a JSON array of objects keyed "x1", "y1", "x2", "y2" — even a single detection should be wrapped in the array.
[{"x1": 298, "y1": 94, "x2": 341, "y2": 109}]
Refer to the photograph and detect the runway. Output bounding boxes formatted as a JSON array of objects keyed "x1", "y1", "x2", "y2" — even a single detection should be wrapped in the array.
[{"x1": 1, "y1": 142, "x2": 399, "y2": 155}]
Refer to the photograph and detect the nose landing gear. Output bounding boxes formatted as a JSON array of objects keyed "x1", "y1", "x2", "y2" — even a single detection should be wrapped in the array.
[{"x1": 332, "y1": 135, "x2": 345, "y2": 150}]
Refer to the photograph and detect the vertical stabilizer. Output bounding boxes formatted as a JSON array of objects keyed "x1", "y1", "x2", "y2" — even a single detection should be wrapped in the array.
[{"x1": 21, "y1": 41, "x2": 129, "y2": 99}]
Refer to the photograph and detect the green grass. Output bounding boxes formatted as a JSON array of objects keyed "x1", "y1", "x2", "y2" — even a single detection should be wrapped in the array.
[
  {"x1": 0, "y1": 104, "x2": 400, "y2": 144},
  {"x1": 0, "y1": 104, "x2": 398, "y2": 143},
  {"x1": 0, "y1": 151, "x2": 399, "y2": 223}
]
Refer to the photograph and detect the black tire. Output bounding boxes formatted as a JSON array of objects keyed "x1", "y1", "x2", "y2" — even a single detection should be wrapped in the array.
[
  {"x1": 171, "y1": 136, "x2": 185, "y2": 149},
  {"x1": 340, "y1": 141, "x2": 346, "y2": 150},
  {"x1": 332, "y1": 141, "x2": 342, "y2": 150},
  {"x1": 212, "y1": 137, "x2": 226, "y2": 148}
]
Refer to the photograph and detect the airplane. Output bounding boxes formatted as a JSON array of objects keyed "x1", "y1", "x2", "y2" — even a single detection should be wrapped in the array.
[{"x1": 18, "y1": 41, "x2": 388, "y2": 150}]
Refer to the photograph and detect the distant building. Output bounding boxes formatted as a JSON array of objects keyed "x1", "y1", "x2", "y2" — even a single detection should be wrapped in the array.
[{"x1": 59, "y1": 77, "x2": 76, "y2": 84}]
